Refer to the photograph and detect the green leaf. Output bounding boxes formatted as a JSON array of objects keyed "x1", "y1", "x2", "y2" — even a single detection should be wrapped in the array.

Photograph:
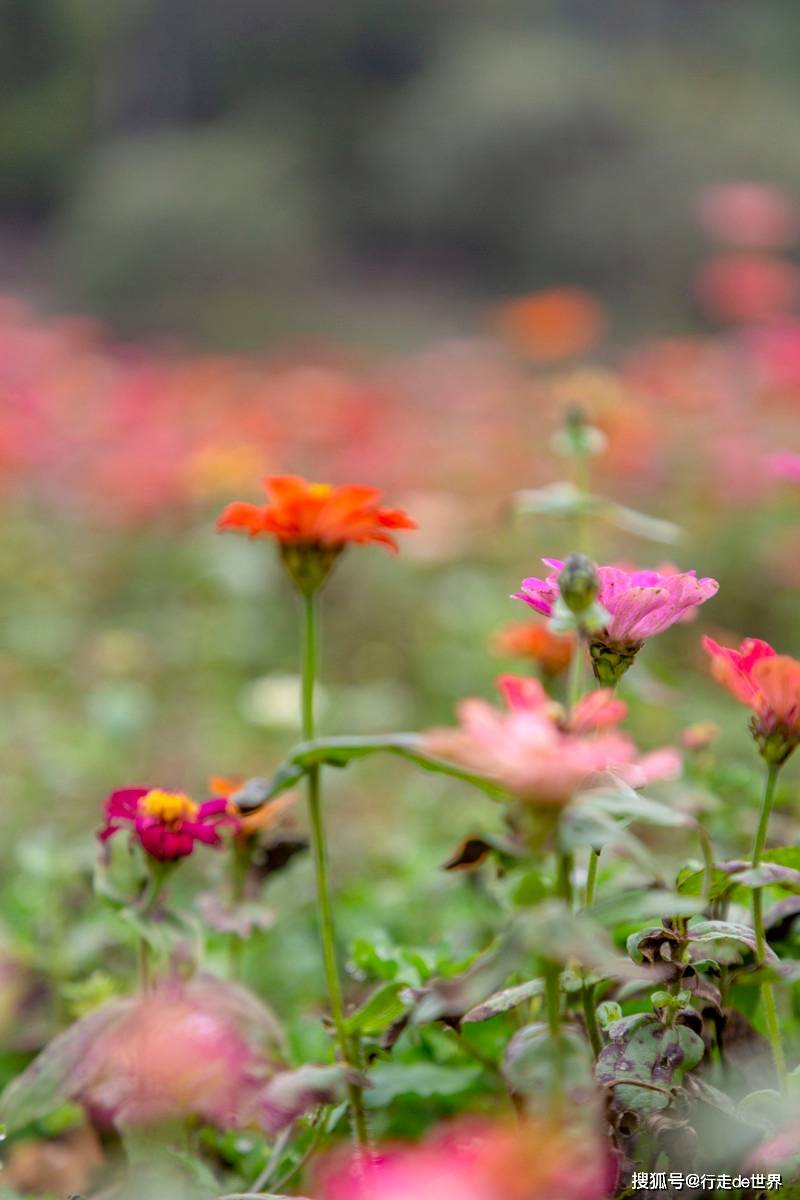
[
  {"x1": 588, "y1": 889, "x2": 707, "y2": 928},
  {"x1": 503, "y1": 1023, "x2": 594, "y2": 1108},
  {"x1": 262, "y1": 1065, "x2": 362, "y2": 1133},
  {"x1": 344, "y1": 983, "x2": 408, "y2": 1037},
  {"x1": 688, "y1": 919, "x2": 780, "y2": 965},
  {"x1": 463, "y1": 979, "x2": 543, "y2": 1023},
  {"x1": 558, "y1": 806, "x2": 665, "y2": 882},
  {"x1": 676, "y1": 863, "x2": 733, "y2": 900},
  {"x1": 607, "y1": 502, "x2": 682, "y2": 544},
  {"x1": 0, "y1": 999, "x2": 129, "y2": 1133},
  {"x1": 365, "y1": 1062, "x2": 482, "y2": 1106},
  {"x1": 732, "y1": 863, "x2": 800, "y2": 892},
  {"x1": 597, "y1": 1014, "x2": 704, "y2": 1114},
  {"x1": 243, "y1": 735, "x2": 509, "y2": 806},
  {"x1": 582, "y1": 783, "x2": 692, "y2": 829}
]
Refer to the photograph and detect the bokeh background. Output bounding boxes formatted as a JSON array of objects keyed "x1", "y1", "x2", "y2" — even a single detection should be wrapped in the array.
[{"x1": 3, "y1": 0, "x2": 800, "y2": 1025}]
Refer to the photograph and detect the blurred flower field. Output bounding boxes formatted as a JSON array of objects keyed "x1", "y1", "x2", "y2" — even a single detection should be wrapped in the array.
[{"x1": 2, "y1": 176, "x2": 800, "y2": 1198}]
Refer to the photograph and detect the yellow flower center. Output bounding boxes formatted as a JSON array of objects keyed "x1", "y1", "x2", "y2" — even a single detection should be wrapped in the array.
[
  {"x1": 139, "y1": 789, "x2": 198, "y2": 825},
  {"x1": 307, "y1": 482, "x2": 333, "y2": 499}
]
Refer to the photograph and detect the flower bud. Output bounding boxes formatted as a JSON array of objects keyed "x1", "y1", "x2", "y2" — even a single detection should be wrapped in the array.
[{"x1": 558, "y1": 553, "x2": 599, "y2": 615}]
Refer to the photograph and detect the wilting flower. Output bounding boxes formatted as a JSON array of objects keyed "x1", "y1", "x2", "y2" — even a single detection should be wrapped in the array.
[
  {"x1": 316, "y1": 1118, "x2": 613, "y2": 1200},
  {"x1": 99, "y1": 787, "x2": 239, "y2": 861},
  {"x1": 216, "y1": 474, "x2": 416, "y2": 592},
  {"x1": 491, "y1": 621, "x2": 575, "y2": 676},
  {"x1": 210, "y1": 775, "x2": 298, "y2": 838},
  {"x1": 703, "y1": 637, "x2": 800, "y2": 764},
  {"x1": 515, "y1": 559, "x2": 719, "y2": 685},
  {"x1": 423, "y1": 674, "x2": 679, "y2": 807}
]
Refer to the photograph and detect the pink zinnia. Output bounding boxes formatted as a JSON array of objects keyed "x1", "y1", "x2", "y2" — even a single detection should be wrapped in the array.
[
  {"x1": 703, "y1": 636, "x2": 800, "y2": 764},
  {"x1": 316, "y1": 1119, "x2": 612, "y2": 1200},
  {"x1": 423, "y1": 674, "x2": 679, "y2": 807},
  {"x1": 99, "y1": 787, "x2": 239, "y2": 861},
  {"x1": 2, "y1": 975, "x2": 282, "y2": 1132},
  {"x1": 515, "y1": 559, "x2": 718, "y2": 685}
]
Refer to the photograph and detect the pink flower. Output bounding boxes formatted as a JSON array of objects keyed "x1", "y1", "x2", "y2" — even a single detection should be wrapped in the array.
[
  {"x1": 767, "y1": 450, "x2": 800, "y2": 483},
  {"x1": 423, "y1": 674, "x2": 679, "y2": 807},
  {"x1": 316, "y1": 1119, "x2": 613, "y2": 1200},
  {"x1": 2, "y1": 975, "x2": 282, "y2": 1132},
  {"x1": 515, "y1": 560, "x2": 718, "y2": 685},
  {"x1": 99, "y1": 787, "x2": 239, "y2": 861},
  {"x1": 703, "y1": 636, "x2": 800, "y2": 764}
]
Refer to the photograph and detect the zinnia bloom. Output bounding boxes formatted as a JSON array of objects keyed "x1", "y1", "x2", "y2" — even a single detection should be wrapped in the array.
[
  {"x1": 216, "y1": 474, "x2": 416, "y2": 592},
  {"x1": 491, "y1": 620, "x2": 575, "y2": 676},
  {"x1": 99, "y1": 787, "x2": 239, "y2": 861},
  {"x1": 423, "y1": 675, "x2": 679, "y2": 807},
  {"x1": 515, "y1": 560, "x2": 719, "y2": 685},
  {"x1": 317, "y1": 1119, "x2": 612, "y2": 1200},
  {"x1": 2, "y1": 976, "x2": 282, "y2": 1132},
  {"x1": 703, "y1": 636, "x2": 800, "y2": 764}
]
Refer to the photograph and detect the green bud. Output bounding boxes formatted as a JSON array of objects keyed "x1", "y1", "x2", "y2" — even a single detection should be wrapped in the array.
[
  {"x1": 553, "y1": 405, "x2": 607, "y2": 459},
  {"x1": 279, "y1": 542, "x2": 343, "y2": 595},
  {"x1": 589, "y1": 640, "x2": 639, "y2": 686},
  {"x1": 558, "y1": 553, "x2": 599, "y2": 615},
  {"x1": 596, "y1": 1000, "x2": 622, "y2": 1030}
]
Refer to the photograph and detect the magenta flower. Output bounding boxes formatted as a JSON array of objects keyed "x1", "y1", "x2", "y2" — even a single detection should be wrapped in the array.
[
  {"x1": 317, "y1": 1118, "x2": 613, "y2": 1200},
  {"x1": 423, "y1": 674, "x2": 679, "y2": 808},
  {"x1": 99, "y1": 787, "x2": 239, "y2": 861},
  {"x1": 515, "y1": 559, "x2": 719, "y2": 684}
]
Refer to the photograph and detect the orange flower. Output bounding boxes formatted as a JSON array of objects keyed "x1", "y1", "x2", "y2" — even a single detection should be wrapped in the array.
[
  {"x1": 216, "y1": 475, "x2": 416, "y2": 591},
  {"x1": 210, "y1": 775, "x2": 298, "y2": 837},
  {"x1": 495, "y1": 287, "x2": 606, "y2": 362},
  {"x1": 491, "y1": 621, "x2": 574, "y2": 675},
  {"x1": 217, "y1": 475, "x2": 415, "y2": 551}
]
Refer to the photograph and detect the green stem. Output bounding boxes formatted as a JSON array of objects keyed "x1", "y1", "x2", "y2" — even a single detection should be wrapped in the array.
[
  {"x1": 301, "y1": 589, "x2": 370, "y2": 1149},
  {"x1": 582, "y1": 980, "x2": 602, "y2": 1060},
  {"x1": 228, "y1": 842, "x2": 249, "y2": 978},
  {"x1": 567, "y1": 630, "x2": 585, "y2": 713},
  {"x1": 750, "y1": 762, "x2": 787, "y2": 1086},
  {"x1": 696, "y1": 823, "x2": 715, "y2": 906},
  {"x1": 136, "y1": 862, "x2": 170, "y2": 993},
  {"x1": 584, "y1": 846, "x2": 600, "y2": 908},
  {"x1": 543, "y1": 960, "x2": 564, "y2": 1115},
  {"x1": 556, "y1": 851, "x2": 574, "y2": 908}
]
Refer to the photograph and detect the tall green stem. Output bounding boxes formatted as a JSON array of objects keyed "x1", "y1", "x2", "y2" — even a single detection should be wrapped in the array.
[
  {"x1": 751, "y1": 763, "x2": 786, "y2": 1085},
  {"x1": 567, "y1": 630, "x2": 585, "y2": 713},
  {"x1": 136, "y1": 862, "x2": 170, "y2": 993},
  {"x1": 301, "y1": 589, "x2": 370, "y2": 1147},
  {"x1": 584, "y1": 847, "x2": 600, "y2": 909}
]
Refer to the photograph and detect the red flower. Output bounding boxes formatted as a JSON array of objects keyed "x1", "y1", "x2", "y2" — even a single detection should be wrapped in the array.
[
  {"x1": 703, "y1": 636, "x2": 800, "y2": 763},
  {"x1": 99, "y1": 787, "x2": 239, "y2": 861},
  {"x1": 216, "y1": 474, "x2": 416, "y2": 553}
]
